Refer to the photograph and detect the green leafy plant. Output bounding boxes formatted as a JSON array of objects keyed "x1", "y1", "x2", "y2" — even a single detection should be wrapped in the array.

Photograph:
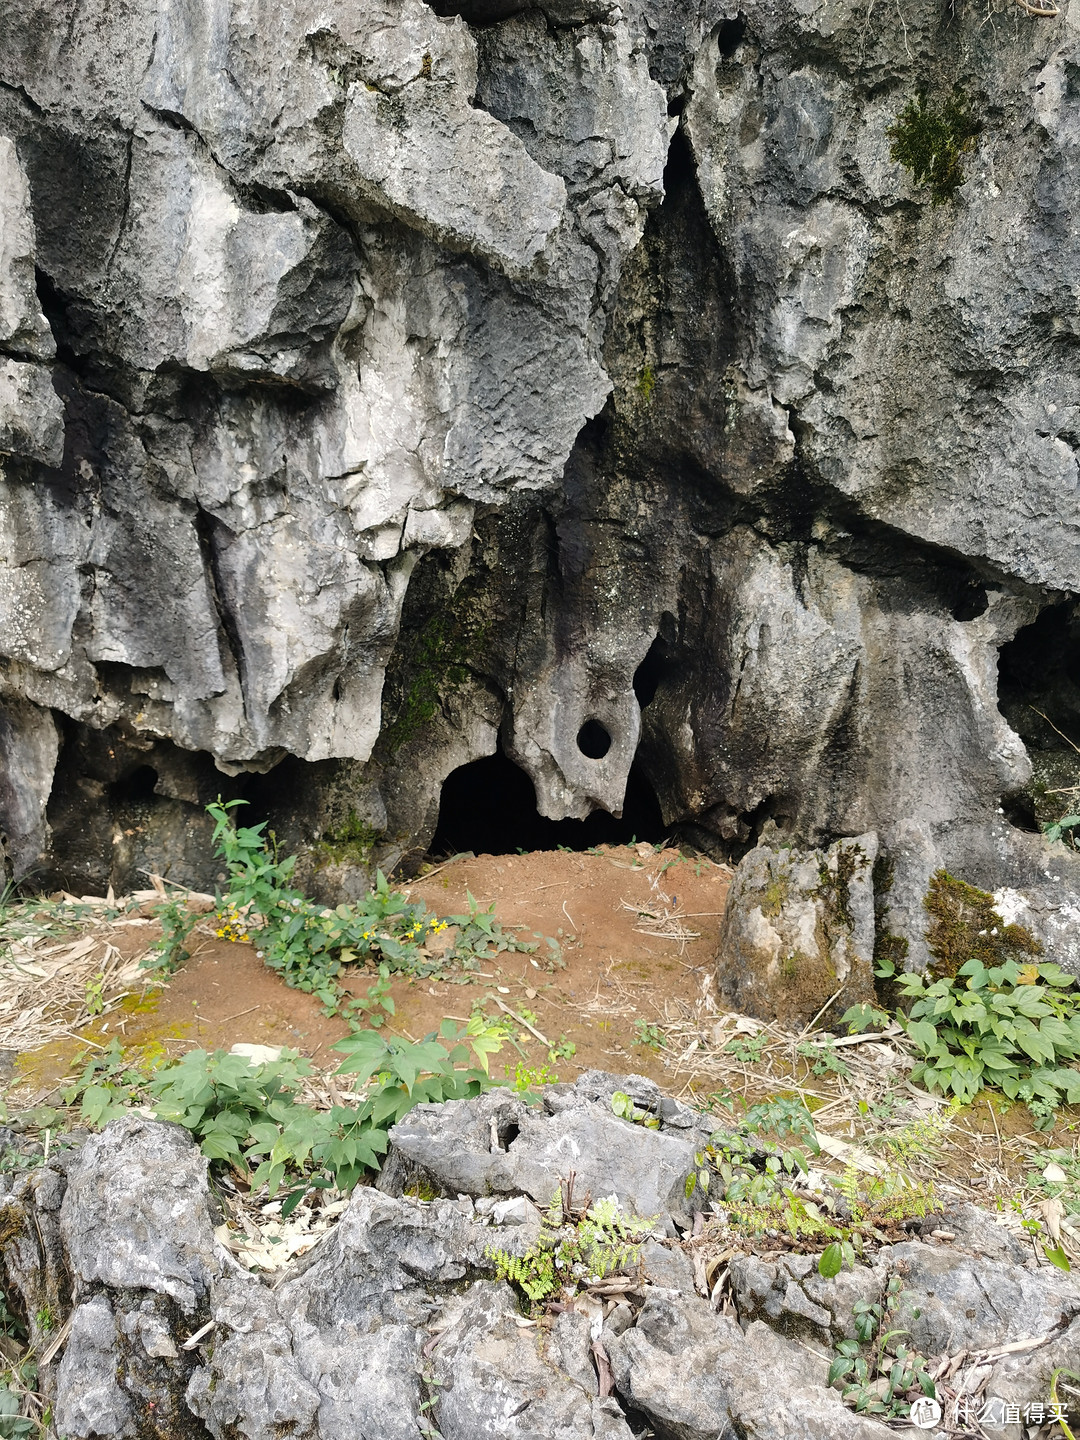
[
  {"x1": 62, "y1": 1038, "x2": 167, "y2": 1126},
  {"x1": 706, "y1": 1097, "x2": 820, "y2": 1210},
  {"x1": 871, "y1": 1098, "x2": 961, "y2": 1166},
  {"x1": 797, "y1": 1038, "x2": 851, "y2": 1078},
  {"x1": 548, "y1": 1035, "x2": 576, "y2": 1063},
  {"x1": 723, "y1": 1033, "x2": 767, "y2": 1064},
  {"x1": 208, "y1": 799, "x2": 439, "y2": 1010},
  {"x1": 818, "y1": 1239, "x2": 857, "y2": 1278},
  {"x1": 345, "y1": 964, "x2": 396, "y2": 1029},
  {"x1": 510, "y1": 1061, "x2": 559, "y2": 1095},
  {"x1": 60, "y1": 1019, "x2": 507, "y2": 1208},
  {"x1": 611, "y1": 1091, "x2": 660, "y2": 1130},
  {"x1": 633, "y1": 1019, "x2": 665, "y2": 1050},
  {"x1": 144, "y1": 894, "x2": 196, "y2": 976},
  {"x1": 488, "y1": 1192, "x2": 653, "y2": 1311},
  {"x1": 448, "y1": 891, "x2": 557, "y2": 968},
  {"x1": 894, "y1": 956, "x2": 1080, "y2": 1111},
  {"x1": 827, "y1": 1275, "x2": 936, "y2": 1418},
  {"x1": 887, "y1": 89, "x2": 978, "y2": 205},
  {"x1": 207, "y1": 801, "x2": 556, "y2": 1021},
  {"x1": 1043, "y1": 814, "x2": 1080, "y2": 849},
  {"x1": 83, "y1": 972, "x2": 105, "y2": 1017},
  {"x1": 840, "y1": 1003, "x2": 891, "y2": 1034},
  {"x1": 147, "y1": 1017, "x2": 506, "y2": 1199}
]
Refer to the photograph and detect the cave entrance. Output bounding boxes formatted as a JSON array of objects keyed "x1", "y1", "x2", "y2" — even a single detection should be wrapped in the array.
[
  {"x1": 429, "y1": 745, "x2": 666, "y2": 858},
  {"x1": 997, "y1": 601, "x2": 1080, "y2": 832}
]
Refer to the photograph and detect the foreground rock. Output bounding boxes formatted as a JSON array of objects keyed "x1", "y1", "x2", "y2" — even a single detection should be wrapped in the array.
[{"x1": 4, "y1": 1077, "x2": 1080, "y2": 1439}]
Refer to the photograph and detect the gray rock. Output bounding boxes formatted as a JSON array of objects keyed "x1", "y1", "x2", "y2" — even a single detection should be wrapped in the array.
[
  {"x1": 492, "y1": 1195, "x2": 534, "y2": 1226},
  {"x1": 2, "y1": 0, "x2": 1080, "y2": 958},
  {"x1": 918, "y1": 1203, "x2": 1029, "y2": 1267},
  {"x1": 885, "y1": 1239, "x2": 1080, "y2": 1354},
  {"x1": 186, "y1": 1279, "x2": 320, "y2": 1440},
  {"x1": 0, "y1": 698, "x2": 59, "y2": 880},
  {"x1": 640, "y1": 1239, "x2": 696, "y2": 1296},
  {"x1": 0, "y1": 358, "x2": 63, "y2": 467},
  {"x1": 0, "y1": 136, "x2": 53, "y2": 359},
  {"x1": 17, "y1": 1113, "x2": 1080, "y2": 1440},
  {"x1": 383, "y1": 1083, "x2": 699, "y2": 1224},
  {"x1": 53, "y1": 1296, "x2": 136, "y2": 1440},
  {"x1": 430, "y1": 1281, "x2": 635, "y2": 1440},
  {"x1": 60, "y1": 1115, "x2": 221, "y2": 1313},
  {"x1": 730, "y1": 1252, "x2": 885, "y2": 1344},
  {"x1": 607, "y1": 1292, "x2": 895, "y2": 1440},
  {"x1": 980, "y1": 1315, "x2": 1080, "y2": 1440},
  {"x1": 549, "y1": 1307, "x2": 600, "y2": 1395},
  {"x1": 717, "y1": 833, "x2": 878, "y2": 1025}
]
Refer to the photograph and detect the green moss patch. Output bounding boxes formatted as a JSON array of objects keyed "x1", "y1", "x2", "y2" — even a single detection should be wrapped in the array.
[
  {"x1": 887, "y1": 90, "x2": 979, "y2": 205},
  {"x1": 924, "y1": 869, "x2": 1040, "y2": 979}
]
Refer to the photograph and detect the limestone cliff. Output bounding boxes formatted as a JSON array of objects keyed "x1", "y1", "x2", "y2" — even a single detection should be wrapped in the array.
[{"x1": 2, "y1": 0, "x2": 1080, "y2": 966}]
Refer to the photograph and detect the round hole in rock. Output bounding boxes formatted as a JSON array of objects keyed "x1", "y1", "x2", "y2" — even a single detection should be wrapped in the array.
[
  {"x1": 429, "y1": 745, "x2": 665, "y2": 858},
  {"x1": 576, "y1": 719, "x2": 612, "y2": 759}
]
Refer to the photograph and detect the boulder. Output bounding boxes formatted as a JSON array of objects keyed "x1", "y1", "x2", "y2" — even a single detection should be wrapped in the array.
[
  {"x1": 606, "y1": 1292, "x2": 895, "y2": 1440},
  {"x1": 380, "y1": 1076, "x2": 705, "y2": 1227},
  {"x1": 7, "y1": 1106, "x2": 1080, "y2": 1440},
  {"x1": 430, "y1": 1282, "x2": 635, "y2": 1440},
  {"x1": 716, "y1": 834, "x2": 878, "y2": 1026}
]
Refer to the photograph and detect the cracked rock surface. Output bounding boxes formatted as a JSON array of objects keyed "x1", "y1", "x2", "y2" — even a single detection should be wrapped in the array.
[
  {"x1": 4, "y1": 1078, "x2": 1080, "y2": 1440},
  {"x1": 4, "y1": 0, "x2": 1080, "y2": 967}
]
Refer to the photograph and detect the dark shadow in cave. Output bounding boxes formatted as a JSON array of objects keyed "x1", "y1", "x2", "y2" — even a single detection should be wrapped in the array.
[
  {"x1": 107, "y1": 764, "x2": 159, "y2": 805},
  {"x1": 429, "y1": 745, "x2": 666, "y2": 857},
  {"x1": 997, "y1": 602, "x2": 1080, "y2": 832}
]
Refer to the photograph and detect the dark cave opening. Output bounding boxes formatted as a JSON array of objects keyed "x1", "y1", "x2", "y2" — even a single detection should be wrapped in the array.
[
  {"x1": 107, "y1": 764, "x2": 159, "y2": 805},
  {"x1": 998, "y1": 602, "x2": 1080, "y2": 832},
  {"x1": 633, "y1": 626, "x2": 679, "y2": 710},
  {"x1": 429, "y1": 746, "x2": 667, "y2": 857}
]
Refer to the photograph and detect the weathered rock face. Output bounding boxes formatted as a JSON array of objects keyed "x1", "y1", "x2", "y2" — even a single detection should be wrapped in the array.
[
  {"x1": 3, "y1": 0, "x2": 1080, "y2": 968},
  {"x1": 716, "y1": 833, "x2": 878, "y2": 1025},
  {"x1": 6, "y1": 1089, "x2": 1080, "y2": 1440}
]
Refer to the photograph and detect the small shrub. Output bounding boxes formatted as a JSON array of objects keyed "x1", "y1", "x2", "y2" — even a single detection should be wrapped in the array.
[
  {"x1": 144, "y1": 895, "x2": 196, "y2": 976},
  {"x1": 64, "y1": 1020, "x2": 507, "y2": 1198},
  {"x1": 723, "y1": 1033, "x2": 767, "y2": 1064},
  {"x1": 206, "y1": 800, "x2": 556, "y2": 1021},
  {"x1": 633, "y1": 1019, "x2": 664, "y2": 1050},
  {"x1": 797, "y1": 1038, "x2": 851, "y2": 1078},
  {"x1": 895, "y1": 956, "x2": 1080, "y2": 1113},
  {"x1": 827, "y1": 1274, "x2": 937, "y2": 1419}
]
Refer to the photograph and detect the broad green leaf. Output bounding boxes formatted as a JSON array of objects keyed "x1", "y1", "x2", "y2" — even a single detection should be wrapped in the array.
[
  {"x1": 905, "y1": 1020, "x2": 938, "y2": 1052},
  {"x1": 818, "y1": 1242, "x2": 843, "y2": 1278},
  {"x1": 1044, "y1": 1244, "x2": 1072, "y2": 1273}
]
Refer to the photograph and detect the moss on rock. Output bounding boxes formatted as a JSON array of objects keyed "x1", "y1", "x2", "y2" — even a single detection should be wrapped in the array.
[{"x1": 923, "y1": 869, "x2": 1041, "y2": 979}]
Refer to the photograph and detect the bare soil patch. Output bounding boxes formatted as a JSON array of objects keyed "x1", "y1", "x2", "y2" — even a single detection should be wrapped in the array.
[{"x1": 5, "y1": 844, "x2": 1076, "y2": 1235}]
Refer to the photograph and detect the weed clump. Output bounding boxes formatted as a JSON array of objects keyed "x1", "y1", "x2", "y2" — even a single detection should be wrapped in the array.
[
  {"x1": 488, "y1": 1189, "x2": 654, "y2": 1309},
  {"x1": 887, "y1": 90, "x2": 979, "y2": 205}
]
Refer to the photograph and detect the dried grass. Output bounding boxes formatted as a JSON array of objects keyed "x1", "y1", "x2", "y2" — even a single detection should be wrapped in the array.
[
  {"x1": 1, "y1": 932, "x2": 150, "y2": 1051},
  {"x1": 0, "y1": 881, "x2": 214, "y2": 1052}
]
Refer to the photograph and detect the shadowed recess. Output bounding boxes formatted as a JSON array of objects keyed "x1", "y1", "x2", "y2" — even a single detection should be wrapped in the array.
[{"x1": 429, "y1": 744, "x2": 665, "y2": 856}]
